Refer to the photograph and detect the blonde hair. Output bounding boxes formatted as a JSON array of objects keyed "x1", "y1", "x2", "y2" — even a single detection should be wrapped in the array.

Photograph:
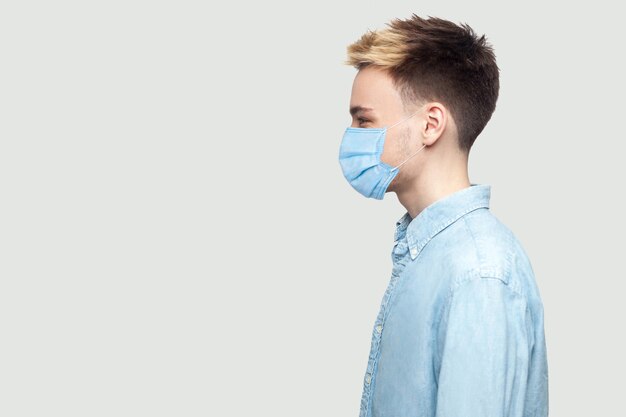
[{"x1": 345, "y1": 29, "x2": 409, "y2": 69}]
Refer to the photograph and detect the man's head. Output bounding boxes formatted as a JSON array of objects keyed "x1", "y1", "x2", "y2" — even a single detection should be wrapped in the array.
[{"x1": 344, "y1": 14, "x2": 499, "y2": 193}]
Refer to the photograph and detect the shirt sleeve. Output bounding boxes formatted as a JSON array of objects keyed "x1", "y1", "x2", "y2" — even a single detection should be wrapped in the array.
[{"x1": 435, "y1": 277, "x2": 532, "y2": 417}]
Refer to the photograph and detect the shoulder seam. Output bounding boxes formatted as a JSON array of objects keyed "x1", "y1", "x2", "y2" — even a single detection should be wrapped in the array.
[{"x1": 451, "y1": 273, "x2": 526, "y2": 300}]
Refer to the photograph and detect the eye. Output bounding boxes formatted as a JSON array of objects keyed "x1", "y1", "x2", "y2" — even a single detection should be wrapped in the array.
[{"x1": 357, "y1": 117, "x2": 370, "y2": 126}]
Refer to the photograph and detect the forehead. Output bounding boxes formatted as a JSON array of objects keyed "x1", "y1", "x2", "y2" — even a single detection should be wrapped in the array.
[{"x1": 350, "y1": 66, "x2": 403, "y2": 111}]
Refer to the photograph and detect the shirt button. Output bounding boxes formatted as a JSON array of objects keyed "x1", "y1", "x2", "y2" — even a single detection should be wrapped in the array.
[
  {"x1": 410, "y1": 248, "x2": 417, "y2": 257},
  {"x1": 376, "y1": 324, "x2": 383, "y2": 333},
  {"x1": 365, "y1": 374, "x2": 372, "y2": 384}
]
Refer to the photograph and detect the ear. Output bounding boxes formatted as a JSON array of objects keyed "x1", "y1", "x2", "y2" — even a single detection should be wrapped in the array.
[{"x1": 422, "y1": 102, "x2": 447, "y2": 145}]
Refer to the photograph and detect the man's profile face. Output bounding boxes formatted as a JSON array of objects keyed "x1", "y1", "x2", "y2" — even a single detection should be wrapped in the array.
[{"x1": 348, "y1": 66, "x2": 417, "y2": 191}]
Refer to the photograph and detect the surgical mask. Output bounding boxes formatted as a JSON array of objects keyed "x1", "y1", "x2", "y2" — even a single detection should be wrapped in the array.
[{"x1": 338, "y1": 109, "x2": 426, "y2": 200}]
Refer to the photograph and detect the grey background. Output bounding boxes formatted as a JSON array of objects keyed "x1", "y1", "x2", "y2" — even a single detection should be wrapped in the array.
[{"x1": 1, "y1": 1, "x2": 624, "y2": 415}]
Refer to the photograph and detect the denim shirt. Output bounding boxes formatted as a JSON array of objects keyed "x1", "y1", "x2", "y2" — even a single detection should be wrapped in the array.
[{"x1": 359, "y1": 183, "x2": 549, "y2": 417}]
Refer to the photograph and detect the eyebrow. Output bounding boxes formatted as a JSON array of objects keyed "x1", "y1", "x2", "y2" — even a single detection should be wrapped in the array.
[{"x1": 350, "y1": 105, "x2": 375, "y2": 117}]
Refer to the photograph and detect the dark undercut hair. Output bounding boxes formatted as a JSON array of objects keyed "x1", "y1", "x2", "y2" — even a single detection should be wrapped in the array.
[{"x1": 345, "y1": 14, "x2": 500, "y2": 154}]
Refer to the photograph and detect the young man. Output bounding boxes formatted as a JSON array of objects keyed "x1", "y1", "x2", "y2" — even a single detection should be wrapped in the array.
[{"x1": 338, "y1": 15, "x2": 549, "y2": 417}]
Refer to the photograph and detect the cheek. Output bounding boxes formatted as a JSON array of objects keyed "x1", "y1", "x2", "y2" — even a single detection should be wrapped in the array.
[
  {"x1": 398, "y1": 128, "x2": 414, "y2": 154},
  {"x1": 381, "y1": 133, "x2": 402, "y2": 164},
  {"x1": 382, "y1": 129, "x2": 410, "y2": 161}
]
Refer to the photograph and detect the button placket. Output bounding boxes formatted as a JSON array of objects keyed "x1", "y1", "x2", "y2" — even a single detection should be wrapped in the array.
[
  {"x1": 359, "y1": 261, "x2": 410, "y2": 417},
  {"x1": 360, "y1": 223, "x2": 412, "y2": 417}
]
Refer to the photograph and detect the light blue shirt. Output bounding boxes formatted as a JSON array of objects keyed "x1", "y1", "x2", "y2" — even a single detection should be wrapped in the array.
[{"x1": 359, "y1": 183, "x2": 549, "y2": 417}]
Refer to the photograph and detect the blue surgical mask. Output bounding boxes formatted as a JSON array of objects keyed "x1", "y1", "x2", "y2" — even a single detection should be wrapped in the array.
[{"x1": 338, "y1": 109, "x2": 427, "y2": 200}]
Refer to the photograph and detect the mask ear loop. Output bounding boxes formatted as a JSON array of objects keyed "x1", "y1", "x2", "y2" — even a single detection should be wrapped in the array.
[{"x1": 386, "y1": 108, "x2": 424, "y2": 129}]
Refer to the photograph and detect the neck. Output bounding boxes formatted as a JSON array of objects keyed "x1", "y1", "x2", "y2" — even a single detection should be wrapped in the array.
[{"x1": 395, "y1": 163, "x2": 471, "y2": 219}]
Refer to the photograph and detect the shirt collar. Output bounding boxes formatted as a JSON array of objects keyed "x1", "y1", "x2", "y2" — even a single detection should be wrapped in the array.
[{"x1": 394, "y1": 183, "x2": 491, "y2": 261}]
